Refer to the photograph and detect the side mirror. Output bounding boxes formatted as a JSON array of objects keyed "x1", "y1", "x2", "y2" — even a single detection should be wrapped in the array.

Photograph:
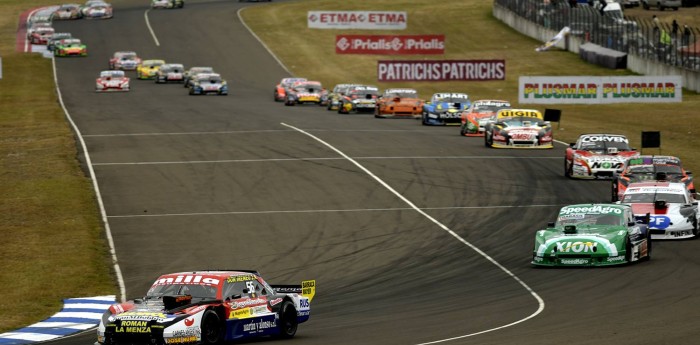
[
  {"x1": 547, "y1": 222, "x2": 555, "y2": 228},
  {"x1": 628, "y1": 221, "x2": 636, "y2": 226},
  {"x1": 230, "y1": 294, "x2": 241, "y2": 300},
  {"x1": 569, "y1": 143, "x2": 575, "y2": 147},
  {"x1": 564, "y1": 225, "x2": 577, "y2": 234}
]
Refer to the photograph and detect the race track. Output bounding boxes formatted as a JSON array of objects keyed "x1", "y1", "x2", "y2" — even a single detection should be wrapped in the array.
[{"x1": 47, "y1": 1, "x2": 700, "y2": 344}]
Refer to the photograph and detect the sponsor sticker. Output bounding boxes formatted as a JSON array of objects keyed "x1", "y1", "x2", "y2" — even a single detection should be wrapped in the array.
[
  {"x1": 559, "y1": 258, "x2": 590, "y2": 265},
  {"x1": 336, "y1": 35, "x2": 444, "y2": 54},
  {"x1": 607, "y1": 256, "x2": 626, "y2": 262},
  {"x1": 377, "y1": 60, "x2": 505, "y2": 82},
  {"x1": 559, "y1": 205, "x2": 622, "y2": 215},
  {"x1": 308, "y1": 11, "x2": 406, "y2": 30}
]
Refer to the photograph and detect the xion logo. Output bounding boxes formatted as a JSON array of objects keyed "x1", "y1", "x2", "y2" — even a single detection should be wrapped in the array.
[
  {"x1": 184, "y1": 318, "x2": 194, "y2": 327},
  {"x1": 555, "y1": 241, "x2": 597, "y2": 253}
]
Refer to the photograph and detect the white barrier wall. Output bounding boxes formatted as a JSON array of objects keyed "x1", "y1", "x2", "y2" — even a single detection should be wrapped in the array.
[{"x1": 492, "y1": 3, "x2": 700, "y2": 93}]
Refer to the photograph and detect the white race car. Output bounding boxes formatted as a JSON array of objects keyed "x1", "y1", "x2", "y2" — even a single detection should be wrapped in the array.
[
  {"x1": 96, "y1": 70, "x2": 130, "y2": 92},
  {"x1": 621, "y1": 181, "x2": 699, "y2": 239},
  {"x1": 564, "y1": 134, "x2": 639, "y2": 179}
]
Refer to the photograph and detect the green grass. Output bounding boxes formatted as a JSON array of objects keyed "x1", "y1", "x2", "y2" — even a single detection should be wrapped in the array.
[
  {"x1": 241, "y1": 0, "x2": 700, "y2": 173},
  {"x1": 0, "y1": 0, "x2": 116, "y2": 333}
]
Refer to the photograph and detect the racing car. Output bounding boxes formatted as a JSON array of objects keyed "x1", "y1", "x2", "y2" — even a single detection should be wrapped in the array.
[
  {"x1": 612, "y1": 155, "x2": 695, "y2": 202},
  {"x1": 96, "y1": 270, "x2": 314, "y2": 345},
  {"x1": 374, "y1": 88, "x2": 424, "y2": 118},
  {"x1": 47, "y1": 32, "x2": 72, "y2": 51},
  {"x1": 274, "y1": 77, "x2": 307, "y2": 102},
  {"x1": 564, "y1": 134, "x2": 639, "y2": 179},
  {"x1": 284, "y1": 81, "x2": 326, "y2": 106},
  {"x1": 459, "y1": 100, "x2": 511, "y2": 136},
  {"x1": 155, "y1": 63, "x2": 185, "y2": 83},
  {"x1": 325, "y1": 83, "x2": 360, "y2": 111},
  {"x1": 532, "y1": 204, "x2": 651, "y2": 267},
  {"x1": 421, "y1": 93, "x2": 471, "y2": 125},
  {"x1": 83, "y1": 1, "x2": 113, "y2": 19},
  {"x1": 52, "y1": 4, "x2": 83, "y2": 20},
  {"x1": 338, "y1": 85, "x2": 379, "y2": 114},
  {"x1": 109, "y1": 51, "x2": 141, "y2": 70},
  {"x1": 54, "y1": 38, "x2": 87, "y2": 57},
  {"x1": 483, "y1": 109, "x2": 553, "y2": 149},
  {"x1": 96, "y1": 70, "x2": 130, "y2": 92},
  {"x1": 184, "y1": 67, "x2": 215, "y2": 88},
  {"x1": 620, "y1": 182, "x2": 699, "y2": 239},
  {"x1": 189, "y1": 73, "x2": 228, "y2": 95},
  {"x1": 29, "y1": 26, "x2": 55, "y2": 45},
  {"x1": 137, "y1": 59, "x2": 166, "y2": 80},
  {"x1": 151, "y1": 0, "x2": 185, "y2": 9}
]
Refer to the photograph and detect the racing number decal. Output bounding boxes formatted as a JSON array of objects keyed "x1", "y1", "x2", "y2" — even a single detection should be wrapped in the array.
[{"x1": 246, "y1": 281, "x2": 256, "y2": 294}]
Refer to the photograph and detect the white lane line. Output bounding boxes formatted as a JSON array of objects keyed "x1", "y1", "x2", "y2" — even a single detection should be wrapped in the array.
[
  {"x1": 106, "y1": 204, "x2": 563, "y2": 218},
  {"x1": 144, "y1": 9, "x2": 160, "y2": 47},
  {"x1": 92, "y1": 156, "x2": 559, "y2": 166},
  {"x1": 83, "y1": 129, "x2": 297, "y2": 137},
  {"x1": 51, "y1": 58, "x2": 126, "y2": 302},
  {"x1": 281, "y1": 122, "x2": 545, "y2": 345},
  {"x1": 237, "y1": 7, "x2": 293, "y2": 75}
]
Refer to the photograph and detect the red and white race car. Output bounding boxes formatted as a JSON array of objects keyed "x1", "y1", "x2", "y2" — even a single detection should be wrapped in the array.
[
  {"x1": 274, "y1": 77, "x2": 307, "y2": 102},
  {"x1": 565, "y1": 134, "x2": 639, "y2": 179},
  {"x1": 96, "y1": 70, "x2": 130, "y2": 92},
  {"x1": 29, "y1": 26, "x2": 55, "y2": 45}
]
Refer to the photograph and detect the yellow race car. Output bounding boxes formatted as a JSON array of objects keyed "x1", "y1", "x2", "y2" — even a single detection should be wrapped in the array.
[{"x1": 137, "y1": 59, "x2": 166, "y2": 80}]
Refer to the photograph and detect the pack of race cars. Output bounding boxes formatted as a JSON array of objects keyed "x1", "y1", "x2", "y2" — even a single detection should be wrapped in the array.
[{"x1": 271, "y1": 77, "x2": 699, "y2": 268}]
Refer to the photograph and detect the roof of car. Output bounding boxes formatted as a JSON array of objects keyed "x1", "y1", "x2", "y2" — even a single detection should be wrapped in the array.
[{"x1": 625, "y1": 182, "x2": 686, "y2": 193}]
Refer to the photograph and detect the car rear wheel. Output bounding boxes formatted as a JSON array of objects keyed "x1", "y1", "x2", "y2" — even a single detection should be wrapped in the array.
[
  {"x1": 277, "y1": 301, "x2": 298, "y2": 339},
  {"x1": 201, "y1": 310, "x2": 222, "y2": 344}
]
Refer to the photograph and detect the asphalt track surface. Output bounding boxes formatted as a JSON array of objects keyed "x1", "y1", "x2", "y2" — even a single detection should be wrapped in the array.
[{"x1": 47, "y1": 1, "x2": 700, "y2": 345}]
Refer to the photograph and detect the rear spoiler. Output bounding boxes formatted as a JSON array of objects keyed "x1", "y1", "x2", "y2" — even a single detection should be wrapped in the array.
[{"x1": 271, "y1": 280, "x2": 315, "y2": 302}]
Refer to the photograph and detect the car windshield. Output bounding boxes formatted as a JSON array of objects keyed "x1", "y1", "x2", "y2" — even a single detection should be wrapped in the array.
[
  {"x1": 144, "y1": 61, "x2": 163, "y2": 67},
  {"x1": 387, "y1": 90, "x2": 417, "y2": 98},
  {"x1": 101, "y1": 71, "x2": 124, "y2": 78},
  {"x1": 627, "y1": 165, "x2": 683, "y2": 176},
  {"x1": 622, "y1": 192, "x2": 686, "y2": 204},
  {"x1": 296, "y1": 84, "x2": 321, "y2": 92},
  {"x1": 191, "y1": 68, "x2": 213, "y2": 74},
  {"x1": 146, "y1": 284, "x2": 218, "y2": 299},
  {"x1": 498, "y1": 118, "x2": 543, "y2": 127},
  {"x1": 473, "y1": 103, "x2": 510, "y2": 113},
  {"x1": 349, "y1": 89, "x2": 378, "y2": 97},
  {"x1": 120, "y1": 53, "x2": 136, "y2": 59},
  {"x1": 436, "y1": 95, "x2": 468, "y2": 103},
  {"x1": 579, "y1": 137, "x2": 631, "y2": 152},
  {"x1": 200, "y1": 76, "x2": 222, "y2": 83},
  {"x1": 556, "y1": 213, "x2": 623, "y2": 227}
]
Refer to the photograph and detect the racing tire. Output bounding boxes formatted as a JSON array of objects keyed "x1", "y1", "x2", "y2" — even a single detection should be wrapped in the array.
[
  {"x1": 276, "y1": 301, "x2": 298, "y2": 339},
  {"x1": 624, "y1": 237, "x2": 633, "y2": 263},
  {"x1": 644, "y1": 232, "x2": 652, "y2": 261},
  {"x1": 421, "y1": 112, "x2": 429, "y2": 126},
  {"x1": 611, "y1": 181, "x2": 619, "y2": 202},
  {"x1": 459, "y1": 125, "x2": 467, "y2": 136},
  {"x1": 692, "y1": 219, "x2": 698, "y2": 238},
  {"x1": 484, "y1": 133, "x2": 492, "y2": 147},
  {"x1": 564, "y1": 159, "x2": 573, "y2": 178},
  {"x1": 200, "y1": 310, "x2": 223, "y2": 344}
]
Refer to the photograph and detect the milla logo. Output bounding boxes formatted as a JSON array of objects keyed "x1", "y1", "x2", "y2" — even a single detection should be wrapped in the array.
[
  {"x1": 184, "y1": 318, "x2": 194, "y2": 327},
  {"x1": 336, "y1": 37, "x2": 350, "y2": 51}
]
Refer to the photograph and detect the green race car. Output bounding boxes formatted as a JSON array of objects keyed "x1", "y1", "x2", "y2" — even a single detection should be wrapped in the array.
[
  {"x1": 54, "y1": 38, "x2": 87, "y2": 57},
  {"x1": 532, "y1": 204, "x2": 651, "y2": 267}
]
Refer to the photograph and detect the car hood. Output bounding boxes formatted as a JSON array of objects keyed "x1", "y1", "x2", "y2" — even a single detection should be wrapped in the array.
[{"x1": 535, "y1": 228, "x2": 628, "y2": 256}]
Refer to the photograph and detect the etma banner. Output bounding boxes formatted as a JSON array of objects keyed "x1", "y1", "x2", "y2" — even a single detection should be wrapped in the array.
[
  {"x1": 308, "y1": 11, "x2": 407, "y2": 30},
  {"x1": 519, "y1": 76, "x2": 682, "y2": 104}
]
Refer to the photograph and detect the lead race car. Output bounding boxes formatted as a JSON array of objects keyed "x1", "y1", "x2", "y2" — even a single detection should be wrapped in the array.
[
  {"x1": 375, "y1": 88, "x2": 424, "y2": 118},
  {"x1": 96, "y1": 270, "x2": 314, "y2": 345},
  {"x1": 532, "y1": 204, "x2": 651, "y2": 267},
  {"x1": 564, "y1": 134, "x2": 639, "y2": 179},
  {"x1": 421, "y1": 92, "x2": 471, "y2": 125},
  {"x1": 484, "y1": 109, "x2": 553, "y2": 149},
  {"x1": 620, "y1": 182, "x2": 699, "y2": 239}
]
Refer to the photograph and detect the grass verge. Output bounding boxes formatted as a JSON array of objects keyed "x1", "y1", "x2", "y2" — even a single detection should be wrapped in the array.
[
  {"x1": 0, "y1": 1, "x2": 116, "y2": 334},
  {"x1": 241, "y1": 0, "x2": 700, "y2": 173}
]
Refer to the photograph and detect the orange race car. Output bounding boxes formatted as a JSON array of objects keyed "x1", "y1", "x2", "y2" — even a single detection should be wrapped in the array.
[
  {"x1": 274, "y1": 77, "x2": 307, "y2": 102},
  {"x1": 375, "y1": 88, "x2": 424, "y2": 118},
  {"x1": 459, "y1": 100, "x2": 511, "y2": 136}
]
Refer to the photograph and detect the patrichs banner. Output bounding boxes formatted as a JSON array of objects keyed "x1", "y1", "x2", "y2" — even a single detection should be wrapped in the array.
[{"x1": 519, "y1": 76, "x2": 682, "y2": 104}]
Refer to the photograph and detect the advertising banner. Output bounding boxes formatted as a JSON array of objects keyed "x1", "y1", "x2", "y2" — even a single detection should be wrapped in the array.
[
  {"x1": 308, "y1": 11, "x2": 407, "y2": 30},
  {"x1": 519, "y1": 76, "x2": 682, "y2": 104},
  {"x1": 336, "y1": 35, "x2": 445, "y2": 55},
  {"x1": 377, "y1": 60, "x2": 505, "y2": 82}
]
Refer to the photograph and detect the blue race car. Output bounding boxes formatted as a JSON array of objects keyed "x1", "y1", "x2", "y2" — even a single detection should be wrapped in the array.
[{"x1": 421, "y1": 92, "x2": 471, "y2": 125}]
